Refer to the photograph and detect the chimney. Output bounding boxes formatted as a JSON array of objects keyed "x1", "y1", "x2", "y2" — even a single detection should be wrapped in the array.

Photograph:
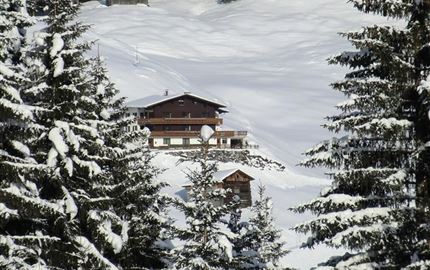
[{"x1": 164, "y1": 89, "x2": 169, "y2": 96}]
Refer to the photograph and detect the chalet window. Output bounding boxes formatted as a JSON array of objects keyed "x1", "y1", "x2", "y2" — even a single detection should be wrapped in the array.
[
  {"x1": 183, "y1": 138, "x2": 190, "y2": 145},
  {"x1": 126, "y1": 113, "x2": 131, "y2": 117},
  {"x1": 163, "y1": 112, "x2": 172, "y2": 118},
  {"x1": 184, "y1": 125, "x2": 192, "y2": 131},
  {"x1": 222, "y1": 139, "x2": 228, "y2": 144},
  {"x1": 133, "y1": 113, "x2": 137, "y2": 117},
  {"x1": 133, "y1": 126, "x2": 138, "y2": 131},
  {"x1": 140, "y1": 112, "x2": 144, "y2": 117},
  {"x1": 178, "y1": 99, "x2": 184, "y2": 106},
  {"x1": 163, "y1": 138, "x2": 171, "y2": 145},
  {"x1": 233, "y1": 188, "x2": 240, "y2": 194},
  {"x1": 182, "y1": 112, "x2": 191, "y2": 118}
]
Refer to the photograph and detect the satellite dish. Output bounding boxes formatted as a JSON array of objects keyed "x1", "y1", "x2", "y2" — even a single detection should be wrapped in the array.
[{"x1": 200, "y1": 125, "x2": 215, "y2": 142}]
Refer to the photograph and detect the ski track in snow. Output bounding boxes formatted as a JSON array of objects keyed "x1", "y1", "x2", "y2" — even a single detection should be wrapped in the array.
[{"x1": 78, "y1": 1, "x2": 390, "y2": 268}]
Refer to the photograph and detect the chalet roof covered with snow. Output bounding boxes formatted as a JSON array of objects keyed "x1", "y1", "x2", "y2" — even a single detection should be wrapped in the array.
[
  {"x1": 127, "y1": 92, "x2": 228, "y2": 111},
  {"x1": 183, "y1": 169, "x2": 254, "y2": 187}
]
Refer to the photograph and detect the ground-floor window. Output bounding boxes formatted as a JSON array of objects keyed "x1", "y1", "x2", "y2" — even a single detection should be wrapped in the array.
[
  {"x1": 163, "y1": 138, "x2": 171, "y2": 145},
  {"x1": 183, "y1": 138, "x2": 190, "y2": 145}
]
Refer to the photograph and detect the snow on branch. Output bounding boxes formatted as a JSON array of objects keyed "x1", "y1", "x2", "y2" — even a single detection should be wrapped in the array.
[
  {"x1": 293, "y1": 194, "x2": 364, "y2": 215},
  {"x1": 0, "y1": 186, "x2": 64, "y2": 218},
  {"x1": 74, "y1": 236, "x2": 118, "y2": 270}
]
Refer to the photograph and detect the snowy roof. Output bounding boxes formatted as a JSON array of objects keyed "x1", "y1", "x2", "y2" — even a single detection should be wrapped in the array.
[
  {"x1": 127, "y1": 92, "x2": 228, "y2": 111},
  {"x1": 182, "y1": 169, "x2": 254, "y2": 187}
]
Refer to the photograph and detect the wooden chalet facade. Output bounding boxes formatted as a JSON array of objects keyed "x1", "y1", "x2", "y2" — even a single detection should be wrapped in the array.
[
  {"x1": 105, "y1": 0, "x2": 149, "y2": 6},
  {"x1": 126, "y1": 91, "x2": 248, "y2": 149},
  {"x1": 183, "y1": 169, "x2": 254, "y2": 208},
  {"x1": 72, "y1": 0, "x2": 149, "y2": 6}
]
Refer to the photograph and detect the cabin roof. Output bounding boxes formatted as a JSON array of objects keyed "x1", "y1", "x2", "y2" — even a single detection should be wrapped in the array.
[
  {"x1": 182, "y1": 169, "x2": 254, "y2": 187},
  {"x1": 127, "y1": 92, "x2": 228, "y2": 112}
]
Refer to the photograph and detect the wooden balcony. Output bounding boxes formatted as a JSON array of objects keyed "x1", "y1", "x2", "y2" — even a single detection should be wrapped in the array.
[
  {"x1": 216, "y1": 131, "x2": 248, "y2": 138},
  {"x1": 150, "y1": 130, "x2": 248, "y2": 138},
  {"x1": 138, "y1": 117, "x2": 223, "y2": 126}
]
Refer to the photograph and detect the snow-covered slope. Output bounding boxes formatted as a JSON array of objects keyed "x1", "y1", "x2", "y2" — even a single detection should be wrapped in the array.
[
  {"x1": 79, "y1": 0, "x2": 384, "y2": 175},
  {"x1": 76, "y1": 1, "x2": 386, "y2": 268}
]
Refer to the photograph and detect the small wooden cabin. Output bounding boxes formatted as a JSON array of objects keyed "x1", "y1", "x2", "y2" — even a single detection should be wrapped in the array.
[
  {"x1": 106, "y1": 0, "x2": 149, "y2": 6},
  {"x1": 183, "y1": 169, "x2": 254, "y2": 208}
]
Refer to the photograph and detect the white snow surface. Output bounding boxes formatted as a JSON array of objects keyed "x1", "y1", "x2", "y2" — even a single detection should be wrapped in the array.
[
  {"x1": 77, "y1": 1, "x2": 392, "y2": 268},
  {"x1": 50, "y1": 33, "x2": 64, "y2": 57},
  {"x1": 48, "y1": 127, "x2": 69, "y2": 157},
  {"x1": 11, "y1": 140, "x2": 30, "y2": 158},
  {"x1": 53, "y1": 56, "x2": 64, "y2": 77},
  {"x1": 79, "y1": 0, "x2": 389, "y2": 176},
  {"x1": 62, "y1": 186, "x2": 78, "y2": 220}
]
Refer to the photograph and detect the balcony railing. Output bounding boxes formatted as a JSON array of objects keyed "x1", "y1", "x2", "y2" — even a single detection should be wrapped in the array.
[
  {"x1": 138, "y1": 117, "x2": 223, "y2": 126},
  {"x1": 216, "y1": 131, "x2": 248, "y2": 137},
  {"x1": 150, "y1": 130, "x2": 248, "y2": 138}
]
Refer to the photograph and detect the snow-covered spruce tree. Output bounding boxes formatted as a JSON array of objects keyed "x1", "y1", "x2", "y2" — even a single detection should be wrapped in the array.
[
  {"x1": 26, "y1": 0, "x2": 47, "y2": 16},
  {"x1": 87, "y1": 55, "x2": 172, "y2": 269},
  {"x1": 172, "y1": 133, "x2": 235, "y2": 270},
  {"x1": 292, "y1": 1, "x2": 430, "y2": 269},
  {"x1": 411, "y1": 74, "x2": 430, "y2": 269},
  {"x1": 0, "y1": 0, "x2": 34, "y2": 173},
  {"x1": 0, "y1": 1, "x2": 56, "y2": 268},
  {"x1": 0, "y1": 0, "x2": 52, "y2": 269},
  {"x1": 18, "y1": 1, "x2": 128, "y2": 268},
  {"x1": 235, "y1": 185, "x2": 287, "y2": 270}
]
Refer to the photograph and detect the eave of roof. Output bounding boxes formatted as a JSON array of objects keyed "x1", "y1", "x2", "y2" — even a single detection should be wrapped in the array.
[
  {"x1": 213, "y1": 169, "x2": 255, "y2": 182},
  {"x1": 127, "y1": 92, "x2": 228, "y2": 109},
  {"x1": 182, "y1": 169, "x2": 254, "y2": 188}
]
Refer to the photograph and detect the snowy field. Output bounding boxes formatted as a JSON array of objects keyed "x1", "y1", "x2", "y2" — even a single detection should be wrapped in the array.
[{"x1": 77, "y1": 1, "x2": 389, "y2": 268}]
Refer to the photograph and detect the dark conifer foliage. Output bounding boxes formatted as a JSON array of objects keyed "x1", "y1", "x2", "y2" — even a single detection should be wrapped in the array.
[
  {"x1": 234, "y1": 185, "x2": 288, "y2": 270},
  {"x1": 0, "y1": 0, "x2": 52, "y2": 268},
  {"x1": 87, "y1": 56, "x2": 172, "y2": 269},
  {"x1": 293, "y1": 0, "x2": 430, "y2": 268},
  {"x1": 172, "y1": 143, "x2": 236, "y2": 270},
  {"x1": 0, "y1": 0, "x2": 171, "y2": 268}
]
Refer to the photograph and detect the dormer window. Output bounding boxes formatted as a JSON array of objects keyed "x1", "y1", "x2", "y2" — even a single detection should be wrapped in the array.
[{"x1": 178, "y1": 99, "x2": 184, "y2": 106}]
